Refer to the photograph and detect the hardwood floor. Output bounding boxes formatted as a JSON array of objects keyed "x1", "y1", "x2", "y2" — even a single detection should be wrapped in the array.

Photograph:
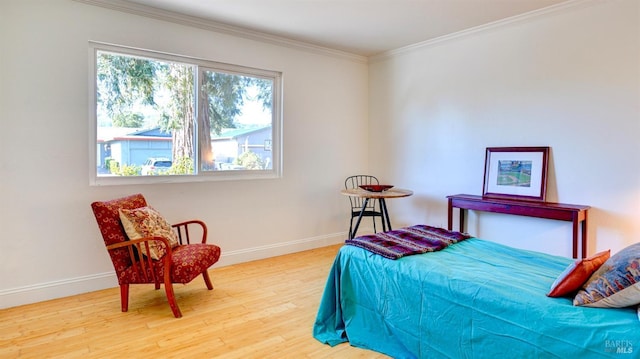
[{"x1": 0, "y1": 244, "x2": 389, "y2": 358}]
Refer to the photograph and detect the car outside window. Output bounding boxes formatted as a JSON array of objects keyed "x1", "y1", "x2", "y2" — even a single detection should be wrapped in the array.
[{"x1": 141, "y1": 158, "x2": 172, "y2": 176}]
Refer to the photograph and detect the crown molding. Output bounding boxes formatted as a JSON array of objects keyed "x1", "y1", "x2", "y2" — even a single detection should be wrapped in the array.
[
  {"x1": 370, "y1": 0, "x2": 597, "y2": 63},
  {"x1": 73, "y1": 0, "x2": 368, "y2": 64}
]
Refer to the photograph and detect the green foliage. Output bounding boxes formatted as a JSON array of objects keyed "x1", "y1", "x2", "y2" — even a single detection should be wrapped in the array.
[
  {"x1": 167, "y1": 157, "x2": 194, "y2": 175},
  {"x1": 119, "y1": 164, "x2": 142, "y2": 176},
  {"x1": 97, "y1": 52, "x2": 161, "y2": 119},
  {"x1": 104, "y1": 157, "x2": 115, "y2": 169},
  {"x1": 202, "y1": 72, "x2": 244, "y2": 135},
  {"x1": 158, "y1": 64, "x2": 194, "y2": 132},
  {"x1": 108, "y1": 160, "x2": 119, "y2": 174},
  {"x1": 236, "y1": 151, "x2": 264, "y2": 170},
  {"x1": 108, "y1": 161, "x2": 141, "y2": 176},
  {"x1": 250, "y1": 77, "x2": 273, "y2": 111},
  {"x1": 112, "y1": 112, "x2": 144, "y2": 127},
  {"x1": 96, "y1": 51, "x2": 273, "y2": 167}
]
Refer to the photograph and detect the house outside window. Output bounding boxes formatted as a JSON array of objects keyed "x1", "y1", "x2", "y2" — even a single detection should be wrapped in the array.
[{"x1": 89, "y1": 43, "x2": 282, "y2": 185}]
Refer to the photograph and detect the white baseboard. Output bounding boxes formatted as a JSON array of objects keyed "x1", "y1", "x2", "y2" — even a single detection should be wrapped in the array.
[
  {"x1": 0, "y1": 231, "x2": 348, "y2": 309},
  {"x1": 215, "y1": 231, "x2": 347, "y2": 267},
  {"x1": 0, "y1": 272, "x2": 118, "y2": 310}
]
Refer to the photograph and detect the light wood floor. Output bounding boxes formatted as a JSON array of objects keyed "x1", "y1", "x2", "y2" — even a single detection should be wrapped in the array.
[{"x1": 0, "y1": 244, "x2": 389, "y2": 358}]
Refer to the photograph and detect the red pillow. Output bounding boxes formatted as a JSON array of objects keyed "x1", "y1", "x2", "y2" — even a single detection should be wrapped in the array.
[{"x1": 547, "y1": 250, "x2": 610, "y2": 297}]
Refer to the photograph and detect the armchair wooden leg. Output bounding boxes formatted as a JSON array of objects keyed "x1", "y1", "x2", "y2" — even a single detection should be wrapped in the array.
[
  {"x1": 163, "y1": 283, "x2": 182, "y2": 318},
  {"x1": 120, "y1": 284, "x2": 129, "y2": 312},
  {"x1": 202, "y1": 270, "x2": 214, "y2": 290},
  {"x1": 162, "y1": 269, "x2": 182, "y2": 318}
]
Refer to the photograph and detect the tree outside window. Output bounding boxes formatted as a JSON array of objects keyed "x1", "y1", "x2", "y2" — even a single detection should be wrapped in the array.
[{"x1": 92, "y1": 44, "x2": 281, "y2": 184}]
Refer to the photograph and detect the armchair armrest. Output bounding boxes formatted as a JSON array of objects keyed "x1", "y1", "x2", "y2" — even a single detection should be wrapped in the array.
[
  {"x1": 172, "y1": 220, "x2": 208, "y2": 244},
  {"x1": 106, "y1": 236, "x2": 173, "y2": 253}
]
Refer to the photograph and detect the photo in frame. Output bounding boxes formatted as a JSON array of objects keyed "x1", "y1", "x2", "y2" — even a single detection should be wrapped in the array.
[{"x1": 482, "y1": 146, "x2": 549, "y2": 202}]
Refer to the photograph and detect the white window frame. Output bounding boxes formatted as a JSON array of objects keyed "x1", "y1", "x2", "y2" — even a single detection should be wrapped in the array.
[{"x1": 88, "y1": 42, "x2": 283, "y2": 186}]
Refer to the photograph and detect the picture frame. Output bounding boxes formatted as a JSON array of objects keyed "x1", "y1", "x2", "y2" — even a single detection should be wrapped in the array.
[{"x1": 482, "y1": 146, "x2": 549, "y2": 202}]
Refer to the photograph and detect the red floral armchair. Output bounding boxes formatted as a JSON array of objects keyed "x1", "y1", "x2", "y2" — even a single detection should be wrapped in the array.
[{"x1": 91, "y1": 193, "x2": 221, "y2": 318}]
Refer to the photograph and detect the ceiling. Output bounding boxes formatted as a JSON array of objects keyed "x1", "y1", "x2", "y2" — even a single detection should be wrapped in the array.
[{"x1": 121, "y1": 0, "x2": 569, "y2": 57}]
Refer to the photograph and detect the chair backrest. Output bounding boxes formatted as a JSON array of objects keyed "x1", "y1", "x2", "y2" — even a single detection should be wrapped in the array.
[
  {"x1": 345, "y1": 175, "x2": 379, "y2": 210},
  {"x1": 91, "y1": 193, "x2": 148, "y2": 272}
]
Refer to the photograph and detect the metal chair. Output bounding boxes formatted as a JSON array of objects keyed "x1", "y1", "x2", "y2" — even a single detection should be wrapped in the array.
[{"x1": 345, "y1": 175, "x2": 385, "y2": 239}]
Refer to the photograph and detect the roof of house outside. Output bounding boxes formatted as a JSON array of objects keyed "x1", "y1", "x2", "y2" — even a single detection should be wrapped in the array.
[
  {"x1": 97, "y1": 127, "x2": 171, "y2": 142},
  {"x1": 97, "y1": 126, "x2": 270, "y2": 142},
  {"x1": 212, "y1": 126, "x2": 271, "y2": 141}
]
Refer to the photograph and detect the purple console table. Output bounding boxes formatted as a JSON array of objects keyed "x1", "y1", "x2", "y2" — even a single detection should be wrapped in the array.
[{"x1": 447, "y1": 194, "x2": 590, "y2": 259}]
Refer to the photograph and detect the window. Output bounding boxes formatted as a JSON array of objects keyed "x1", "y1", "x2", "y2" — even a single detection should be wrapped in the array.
[{"x1": 89, "y1": 43, "x2": 282, "y2": 185}]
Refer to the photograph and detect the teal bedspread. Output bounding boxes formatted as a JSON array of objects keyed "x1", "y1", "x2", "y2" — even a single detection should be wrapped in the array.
[{"x1": 313, "y1": 238, "x2": 639, "y2": 358}]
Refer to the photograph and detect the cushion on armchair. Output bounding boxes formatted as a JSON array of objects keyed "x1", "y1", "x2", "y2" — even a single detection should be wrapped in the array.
[{"x1": 119, "y1": 206, "x2": 180, "y2": 260}]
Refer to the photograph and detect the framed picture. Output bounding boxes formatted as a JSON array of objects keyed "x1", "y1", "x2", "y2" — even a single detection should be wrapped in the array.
[{"x1": 482, "y1": 146, "x2": 549, "y2": 202}]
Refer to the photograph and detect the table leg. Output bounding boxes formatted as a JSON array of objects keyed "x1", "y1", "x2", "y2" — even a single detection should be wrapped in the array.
[
  {"x1": 459, "y1": 209, "x2": 466, "y2": 233},
  {"x1": 350, "y1": 198, "x2": 369, "y2": 239},
  {"x1": 376, "y1": 199, "x2": 387, "y2": 232},
  {"x1": 380, "y1": 198, "x2": 392, "y2": 231},
  {"x1": 582, "y1": 212, "x2": 588, "y2": 259},
  {"x1": 447, "y1": 199, "x2": 453, "y2": 230},
  {"x1": 572, "y1": 214, "x2": 578, "y2": 259}
]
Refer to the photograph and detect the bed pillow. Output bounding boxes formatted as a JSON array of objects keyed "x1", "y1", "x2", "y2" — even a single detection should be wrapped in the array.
[
  {"x1": 574, "y1": 242, "x2": 640, "y2": 308},
  {"x1": 118, "y1": 206, "x2": 179, "y2": 260},
  {"x1": 547, "y1": 250, "x2": 610, "y2": 297}
]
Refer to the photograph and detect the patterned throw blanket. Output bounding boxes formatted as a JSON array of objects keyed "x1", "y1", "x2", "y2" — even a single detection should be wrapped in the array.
[{"x1": 346, "y1": 225, "x2": 471, "y2": 260}]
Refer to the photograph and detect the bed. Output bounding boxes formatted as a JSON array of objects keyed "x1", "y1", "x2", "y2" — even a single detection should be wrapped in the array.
[{"x1": 313, "y1": 226, "x2": 639, "y2": 358}]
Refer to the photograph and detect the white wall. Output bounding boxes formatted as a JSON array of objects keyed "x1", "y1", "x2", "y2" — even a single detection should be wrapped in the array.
[
  {"x1": 0, "y1": 0, "x2": 369, "y2": 308},
  {"x1": 2, "y1": 0, "x2": 638, "y2": 310},
  {"x1": 369, "y1": 0, "x2": 640, "y2": 257}
]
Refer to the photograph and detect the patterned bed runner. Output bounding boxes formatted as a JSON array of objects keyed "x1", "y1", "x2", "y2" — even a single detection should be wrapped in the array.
[{"x1": 345, "y1": 225, "x2": 471, "y2": 260}]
